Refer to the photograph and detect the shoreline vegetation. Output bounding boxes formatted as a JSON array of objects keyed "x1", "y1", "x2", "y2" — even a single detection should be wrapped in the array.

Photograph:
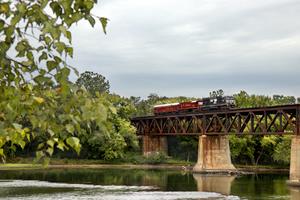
[{"x1": 0, "y1": 158, "x2": 289, "y2": 173}]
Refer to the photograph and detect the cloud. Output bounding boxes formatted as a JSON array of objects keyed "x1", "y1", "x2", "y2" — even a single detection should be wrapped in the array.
[{"x1": 68, "y1": 0, "x2": 300, "y2": 98}]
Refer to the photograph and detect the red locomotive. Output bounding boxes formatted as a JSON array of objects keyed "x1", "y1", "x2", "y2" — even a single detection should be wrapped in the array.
[{"x1": 153, "y1": 96, "x2": 235, "y2": 115}]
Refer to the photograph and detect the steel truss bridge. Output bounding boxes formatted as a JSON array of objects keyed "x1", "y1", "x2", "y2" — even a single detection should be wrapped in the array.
[{"x1": 131, "y1": 104, "x2": 300, "y2": 136}]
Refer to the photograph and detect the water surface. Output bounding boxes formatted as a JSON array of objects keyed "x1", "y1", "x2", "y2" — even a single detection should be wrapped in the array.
[{"x1": 0, "y1": 168, "x2": 298, "y2": 200}]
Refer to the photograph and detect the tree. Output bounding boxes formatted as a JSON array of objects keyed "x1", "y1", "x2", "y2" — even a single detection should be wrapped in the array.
[
  {"x1": 0, "y1": 0, "x2": 108, "y2": 161},
  {"x1": 76, "y1": 71, "x2": 110, "y2": 96},
  {"x1": 209, "y1": 89, "x2": 224, "y2": 98},
  {"x1": 273, "y1": 95, "x2": 296, "y2": 105},
  {"x1": 231, "y1": 91, "x2": 295, "y2": 165},
  {"x1": 272, "y1": 136, "x2": 291, "y2": 165},
  {"x1": 0, "y1": 0, "x2": 108, "y2": 87},
  {"x1": 78, "y1": 93, "x2": 138, "y2": 160}
]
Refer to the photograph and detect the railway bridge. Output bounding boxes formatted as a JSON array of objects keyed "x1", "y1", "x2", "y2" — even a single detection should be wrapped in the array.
[{"x1": 131, "y1": 104, "x2": 300, "y2": 185}]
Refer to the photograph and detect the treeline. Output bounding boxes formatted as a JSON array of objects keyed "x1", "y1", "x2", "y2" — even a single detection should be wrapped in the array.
[{"x1": 1, "y1": 70, "x2": 296, "y2": 166}]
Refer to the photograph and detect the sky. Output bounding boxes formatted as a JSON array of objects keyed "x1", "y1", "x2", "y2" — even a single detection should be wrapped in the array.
[{"x1": 69, "y1": 0, "x2": 300, "y2": 99}]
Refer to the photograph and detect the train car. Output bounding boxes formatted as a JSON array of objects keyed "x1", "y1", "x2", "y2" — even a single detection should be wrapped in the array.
[
  {"x1": 179, "y1": 101, "x2": 202, "y2": 111},
  {"x1": 153, "y1": 96, "x2": 235, "y2": 115},
  {"x1": 153, "y1": 100, "x2": 202, "y2": 115},
  {"x1": 201, "y1": 96, "x2": 235, "y2": 111},
  {"x1": 153, "y1": 103, "x2": 180, "y2": 115}
]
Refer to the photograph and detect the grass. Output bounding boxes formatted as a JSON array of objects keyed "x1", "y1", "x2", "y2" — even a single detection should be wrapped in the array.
[
  {"x1": 235, "y1": 164, "x2": 289, "y2": 169},
  {"x1": 2, "y1": 152, "x2": 193, "y2": 167},
  {"x1": 2, "y1": 154, "x2": 288, "y2": 171},
  {"x1": 0, "y1": 163, "x2": 43, "y2": 170}
]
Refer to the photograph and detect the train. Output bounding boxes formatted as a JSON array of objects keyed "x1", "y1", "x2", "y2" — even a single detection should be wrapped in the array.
[{"x1": 153, "y1": 96, "x2": 235, "y2": 115}]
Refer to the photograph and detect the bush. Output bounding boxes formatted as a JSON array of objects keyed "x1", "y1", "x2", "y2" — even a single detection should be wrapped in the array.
[{"x1": 144, "y1": 152, "x2": 169, "y2": 164}]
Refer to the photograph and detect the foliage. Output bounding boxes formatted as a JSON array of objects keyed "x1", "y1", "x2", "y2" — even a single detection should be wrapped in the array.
[
  {"x1": 131, "y1": 93, "x2": 195, "y2": 116},
  {"x1": 76, "y1": 71, "x2": 110, "y2": 96},
  {"x1": 234, "y1": 91, "x2": 273, "y2": 108},
  {"x1": 144, "y1": 152, "x2": 169, "y2": 164},
  {"x1": 77, "y1": 93, "x2": 138, "y2": 160},
  {"x1": 209, "y1": 89, "x2": 224, "y2": 97},
  {"x1": 0, "y1": 84, "x2": 109, "y2": 161},
  {"x1": 168, "y1": 136, "x2": 198, "y2": 162},
  {"x1": 229, "y1": 135, "x2": 255, "y2": 164},
  {"x1": 273, "y1": 95, "x2": 296, "y2": 105},
  {"x1": 0, "y1": 0, "x2": 109, "y2": 161},
  {"x1": 0, "y1": 0, "x2": 108, "y2": 87},
  {"x1": 230, "y1": 91, "x2": 295, "y2": 165},
  {"x1": 272, "y1": 136, "x2": 291, "y2": 165}
]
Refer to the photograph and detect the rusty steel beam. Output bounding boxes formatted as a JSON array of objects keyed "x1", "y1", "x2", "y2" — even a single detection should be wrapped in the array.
[{"x1": 131, "y1": 104, "x2": 300, "y2": 136}]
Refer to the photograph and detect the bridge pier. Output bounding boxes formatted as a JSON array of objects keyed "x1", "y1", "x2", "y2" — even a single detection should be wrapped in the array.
[
  {"x1": 288, "y1": 135, "x2": 300, "y2": 186},
  {"x1": 193, "y1": 135, "x2": 236, "y2": 173},
  {"x1": 142, "y1": 136, "x2": 168, "y2": 156}
]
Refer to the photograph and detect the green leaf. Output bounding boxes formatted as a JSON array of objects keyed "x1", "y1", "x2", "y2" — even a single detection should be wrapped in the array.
[
  {"x1": 37, "y1": 143, "x2": 44, "y2": 150},
  {"x1": 66, "y1": 47, "x2": 73, "y2": 57},
  {"x1": 83, "y1": 0, "x2": 94, "y2": 10},
  {"x1": 0, "y1": 148, "x2": 4, "y2": 156},
  {"x1": 46, "y1": 61, "x2": 57, "y2": 72},
  {"x1": 57, "y1": 141, "x2": 66, "y2": 151},
  {"x1": 33, "y1": 96, "x2": 45, "y2": 104},
  {"x1": 109, "y1": 106, "x2": 117, "y2": 114},
  {"x1": 26, "y1": 133, "x2": 31, "y2": 142},
  {"x1": 66, "y1": 137, "x2": 81, "y2": 155},
  {"x1": 0, "y1": 3, "x2": 10, "y2": 14},
  {"x1": 12, "y1": 123, "x2": 22, "y2": 130},
  {"x1": 55, "y1": 41, "x2": 65, "y2": 54},
  {"x1": 50, "y1": 2, "x2": 62, "y2": 16},
  {"x1": 16, "y1": 41, "x2": 26, "y2": 52},
  {"x1": 48, "y1": 129, "x2": 55, "y2": 137},
  {"x1": 39, "y1": 52, "x2": 48, "y2": 62},
  {"x1": 19, "y1": 140, "x2": 26, "y2": 149},
  {"x1": 36, "y1": 151, "x2": 44, "y2": 160},
  {"x1": 65, "y1": 124, "x2": 74, "y2": 133},
  {"x1": 47, "y1": 140, "x2": 55, "y2": 147},
  {"x1": 66, "y1": 31, "x2": 72, "y2": 42},
  {"x1": 17, "y1": 2, "x2": 26, "y2": 14},
  {"x1": 87, "y1": 15, "x2": 95, "y2": 27},
  {"x1": 11, "y1": 14, "x2": 22, "y2": 26},
  {"x1": 44, "y1": 36, "x2": 51, "y2": 45},
  {"x1": 72, "y1": 12, "x2": 83, "y2": 22},
  {"x1": 99, "y1": 17, "x2": 108, "y2": 34},
  {"x1": 46, "y1": 147, "x2": 54, "y2": 156},
  {"x1": 0, "y1": 20, "x2": 4, "y2": 30}
]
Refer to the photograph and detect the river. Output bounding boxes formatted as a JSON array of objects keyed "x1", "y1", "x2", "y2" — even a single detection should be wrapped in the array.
[{"x1": 0, "y1": 168, "x2": 299, "y2": 200}]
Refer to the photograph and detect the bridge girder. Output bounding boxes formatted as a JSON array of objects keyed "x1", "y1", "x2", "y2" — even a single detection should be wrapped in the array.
[{"x1": 131, "y1": 104, "x2": 300, "y2": 136}]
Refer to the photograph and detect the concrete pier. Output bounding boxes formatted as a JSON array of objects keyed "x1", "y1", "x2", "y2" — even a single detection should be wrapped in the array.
[
  {"x1": 288, "y1": 135, "x2": 300, "y2": 186},
  {"x1": 142, "y1": 136, "x2": 168, "y2": 156},
  {"x1": 193, "y1": 135, "x2": 236, "y2": 173}
]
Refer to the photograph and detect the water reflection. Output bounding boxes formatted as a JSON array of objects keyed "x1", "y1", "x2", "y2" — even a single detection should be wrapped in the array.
[
  {"x1": 289, "y1": 187, "x2": 300, "y2": 200},
  {"x1": 0, "y1": 168, "x2": 296, "y2": 200},
  {"x1": 193, "y1": 174, "x2": 235, "y2": 195}
]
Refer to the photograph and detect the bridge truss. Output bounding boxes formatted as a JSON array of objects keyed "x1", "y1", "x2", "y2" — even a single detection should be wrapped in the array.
[{"x1": 131, "y1": 104, "x2": 300, "y2": 136}]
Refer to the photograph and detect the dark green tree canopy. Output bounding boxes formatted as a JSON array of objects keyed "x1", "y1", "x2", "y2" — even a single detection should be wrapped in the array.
[{"x1": 76, "y1": 71, "x2": 110, "y2": 96}]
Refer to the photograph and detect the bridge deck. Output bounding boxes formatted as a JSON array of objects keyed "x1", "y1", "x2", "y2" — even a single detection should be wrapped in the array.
[{"x1": 131, "y1": 104, "x2": 300, "y2": 136}]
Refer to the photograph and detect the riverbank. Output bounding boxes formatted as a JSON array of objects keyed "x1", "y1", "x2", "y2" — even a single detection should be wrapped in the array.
[
  {"x1": 0, "y1": 161, "x2": 289, "y2": 173},
  {"x1": 0, "y1": 163, "x2": 191, "y2": 171}
]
